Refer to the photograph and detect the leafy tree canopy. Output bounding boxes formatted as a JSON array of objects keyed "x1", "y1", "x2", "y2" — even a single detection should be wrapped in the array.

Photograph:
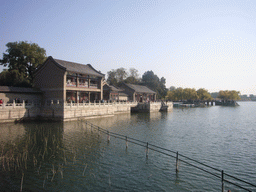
[
  {"x1": 116, "y1": 67, "x2": 127, "y2": 83},
  {"x1": 197, "y1": 88, "x2": 212, "y2": 101},
  {"x1": 107, "y1": 68, "x2": 128, "y2": 86},
  {"x1": 169, "y1": 86, "x2": 176, "y2": 91},
  {"x1": 125, "y1": 68, "x2": 140, "y2": 84},
  {"x1": 107, "y1": 69, "x2": 118, "y2": 86},
  {"x1": 142, "y1": 70, "x2": 167, "y2": 99},
  {"x1": 107, "y1": 67, "x2": 141, "y2": 86},
  {"x1": 184, "y1": 88, "x2": 199, "y2": 100},
  {"x1": 0, "y1": 41, "x2": 47, "y2": 87},
  {"x1": 166, "y1": 87, "x2": 212, "y2": 101},
  {"x1": 218, "y1": 90, "x2": 240, "y2": 100},
  {"x1": 0, "y1": 70, "x2": 31, "y2": 87}
]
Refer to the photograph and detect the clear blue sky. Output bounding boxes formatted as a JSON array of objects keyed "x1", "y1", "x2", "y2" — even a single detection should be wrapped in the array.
[{"x1": 1, "y1": 0, "x2": 256, "y2": 95}]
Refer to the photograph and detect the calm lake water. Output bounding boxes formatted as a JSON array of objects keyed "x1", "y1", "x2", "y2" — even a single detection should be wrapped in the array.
[{"x1": 0, "y1": 102, "x2": 255, "y2": 191}]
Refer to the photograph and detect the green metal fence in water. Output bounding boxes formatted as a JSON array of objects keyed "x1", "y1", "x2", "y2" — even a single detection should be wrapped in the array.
[{"x1": 85, "y1": 121, "x2": 256, "y2": 192}]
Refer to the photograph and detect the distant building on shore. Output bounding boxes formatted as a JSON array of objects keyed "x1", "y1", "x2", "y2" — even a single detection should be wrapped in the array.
[{"x1": 121, "y1": 83, "x2": 156, "y2": 102}]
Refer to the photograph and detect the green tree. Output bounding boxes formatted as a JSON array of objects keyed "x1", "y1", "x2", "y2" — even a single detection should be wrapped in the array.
[
  {"x1": 183, "y1": 88, "x2": 198, "y2": 100},
  {"x1": 166, "y1": 90, "x2": 177, "y2": 101},
  {"x1": 107, "y1": 69, "x2": 118, "y2": 85},
  {"x1": 107, "y1": 67, "x2": 128, "y2": 86},
  {"x1": 142, "y1": 71, "x2": 159, "y2": 89},
  {"x1": 169, "y1": 86, "x2": 176, "y2": 91},
  {"x1": 229, "y1": 90, "x2": 241, "y2": 100},
  {"x1": 174, "y1": 87, "x2": 184, "y2": 101},
  {"x1": 197, "y1": 88, "x2": 212, "y2": 100},
  {"x1": 218, "y1": 90, "x2": 240, "y2": 100},
  {"x1": 116, "y1": 67, "x2": 127, "y2": 83},
  {"x1": 125, "y1": 68, "x2": 140, "y2": 84},
  {"x1": 142, "y1": 70, "x2": 167, "y2": 99},
  {"x1": 0, "y1": 41, "x2": 47, "y2": 86},
  {"x1": 0, "y1": 70, "x2": 31, "y2": 87}
]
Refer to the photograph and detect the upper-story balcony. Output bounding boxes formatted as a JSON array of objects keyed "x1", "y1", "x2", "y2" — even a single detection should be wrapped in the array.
[
  {"x1": 66, "y1": 79, "x2": 77, "y2": 87},
  {"x1": 89, "y1": 83, "x2": 98, "y2": 89},
  {"x1": 78, "y1": 78, "x2": 89, "y2": 88},
  {"x1": 66, "y1": 74, "x2": 100, "y2": 89}
]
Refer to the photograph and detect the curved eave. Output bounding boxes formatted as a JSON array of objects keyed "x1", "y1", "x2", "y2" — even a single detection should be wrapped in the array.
[
  {"x1": 34, "y1": 56, "x2": 67, "y2": 77},
  {"x1": 49, "y1": 56, "x2": 67, "y2": 71},
  {"x1": 86, "y1": 64, "x2": 105, "y2": 78}
]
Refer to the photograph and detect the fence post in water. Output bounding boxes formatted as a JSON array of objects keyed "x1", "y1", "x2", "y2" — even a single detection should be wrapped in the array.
[
  {"x1": 126, "y1": 136, "x2": 128, "y2": 148},
  {"x1": 98, "y1": 127, "x2": 100, "y2": 137},
  {"x1": 91, "y1": 124, "x2": 93, "y2": 133},
  {"x1": 176, "y1": 151, "x2": 179, "y2": 172},
  {"x1": 107, "y1": 131, "x2": 110, "y2": 142},
  {"x1": 221, "y1": 170, "x2": 224, "y2": 192},
  {"x1": 146, "y1": 142, "x2": 149, "y2": 158}
]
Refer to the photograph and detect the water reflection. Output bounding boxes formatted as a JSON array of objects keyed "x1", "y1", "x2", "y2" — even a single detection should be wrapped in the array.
[
  {"x1": 0, "y1": 122, "x2": 106, "y2": 191},
  {"x1": 0, "y1": 123, "x2": 26, "y2": 143},
  {"x1": 0, "y1": 103, "x2": 255, "y2": 191},
  {"x1": 88, "y1": 113, "x2": 131, "y2": 128}
]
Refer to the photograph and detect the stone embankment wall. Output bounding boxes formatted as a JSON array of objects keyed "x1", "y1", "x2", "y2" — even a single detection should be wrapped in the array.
[
  {"x1": 63, "y1": 102, "x2": 137, "y2": 121},
  {"x1": 0, "y1": 102, "x2": 41, "y2": 123},
  {"x1": 0, "y1": 102, "x2": 138, "y2": 123},
  {"x1": 131, "y1": 102, "x2": 173, "y2": 112},
  {"x1": 165, "y1": 102, "x2": 173, "y2": 111},
  {"x1": 0, "y1": 101, "x2": 173, "y2": 123}
]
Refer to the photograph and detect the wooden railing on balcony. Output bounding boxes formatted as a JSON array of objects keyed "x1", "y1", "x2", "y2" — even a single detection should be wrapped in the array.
[
  {"x1": 66, "y1": 80, "x2": 99, "y2": 89},
  {"x1": 89, "y1": 83, "x2": 98, "y2": 88},
  {"x1": 78, "y1": 82, "x2": 89, "y2": 88},
  {"x1": 66, "y1": 81, "x2": 76, "y2": 87}
]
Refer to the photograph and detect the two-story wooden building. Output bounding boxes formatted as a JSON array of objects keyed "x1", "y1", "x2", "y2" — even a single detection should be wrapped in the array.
[{"x1": 34, "y1": 56, "x2": 105, "y2": 104}]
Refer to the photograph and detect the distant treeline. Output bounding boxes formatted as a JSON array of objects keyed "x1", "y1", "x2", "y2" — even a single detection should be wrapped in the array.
[
  {"x1": 107, "y1": 67, "x2": 241, "y2": 101},
  {"x1": 166, "y1": 88, "x2": 240, "y2": 101}
]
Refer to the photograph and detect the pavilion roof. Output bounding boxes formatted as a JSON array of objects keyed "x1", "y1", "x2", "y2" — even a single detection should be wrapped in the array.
[{"x1": 124, "y1": 83, "x2": 156, "y2": 94}]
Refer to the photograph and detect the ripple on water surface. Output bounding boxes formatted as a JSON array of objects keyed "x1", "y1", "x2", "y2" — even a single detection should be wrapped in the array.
[{"x1": 0, "y1": 102, "x2": 255, "y2": 191}]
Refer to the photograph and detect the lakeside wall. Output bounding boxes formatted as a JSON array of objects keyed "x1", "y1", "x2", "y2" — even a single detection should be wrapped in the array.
[
  {"x1": 0, "y1": 101, "x2": 172, "y2": 123},
  {"x1": 63, "y1": 102, "x2": 138, "y2": 121},
  {"x1": 131, "y1": 102, "x2": 173, "y2": 112}
]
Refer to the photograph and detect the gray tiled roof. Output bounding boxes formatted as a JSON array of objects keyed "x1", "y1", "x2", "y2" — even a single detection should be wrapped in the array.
[
  {"x1": 119, "y1": 92, "x2": 128, "y2": 96},
  {"x1": 124, "y1": 83, "x2": 156, "y2": 94},
  {"x1": 52, "y1": 57, "x2": 105, "y2": 77},
  {"x1": 103, "y1": 84, "x2": 128, "y2": 96},
  {"x1": 109, "y1": 85, "x2": 122, "y2": 92},
  {"x1": 0, "y1": 86, "x2": 42, "y2": 93},
  {"x1": 103, "y1": 84, "x2": 122, "y2": 92}
]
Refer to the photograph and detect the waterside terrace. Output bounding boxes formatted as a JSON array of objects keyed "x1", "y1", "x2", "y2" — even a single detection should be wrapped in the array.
[{"x1": 0, "y1": 100, "x2": 172, "y2": 123}]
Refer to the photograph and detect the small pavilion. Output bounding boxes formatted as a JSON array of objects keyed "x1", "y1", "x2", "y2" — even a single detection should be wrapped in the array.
[{"x1": 121, "y1": 83, "x2": 156, "y2": 102}]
